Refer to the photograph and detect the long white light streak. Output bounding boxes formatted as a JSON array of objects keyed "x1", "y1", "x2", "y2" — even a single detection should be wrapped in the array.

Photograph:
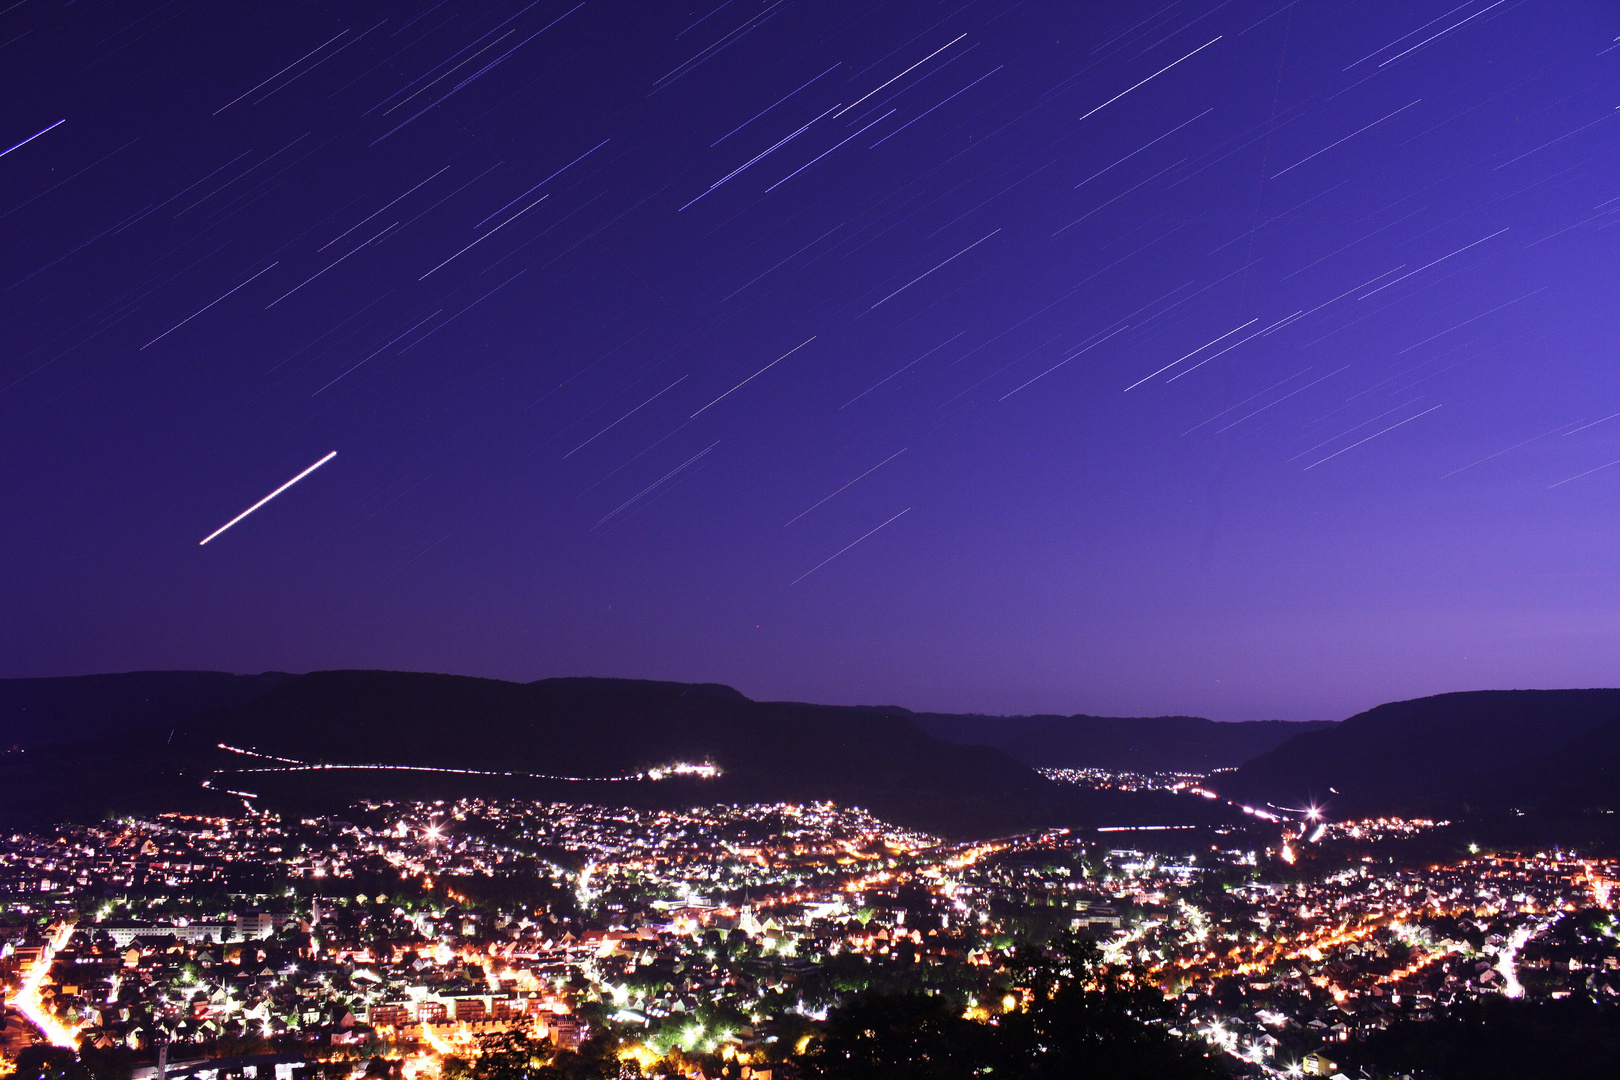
[
  {"x1": 1343, "y1": 1, "x2": 1474, "y2": 69},
  {"x1": 1078, "y1": 37, "x2": 1221, "y2": 122},
  {"x1": 199, "y1": 451, "x2": 337, "y2": 545},
  {"x1": 141, "y1": 263, "x2": 279, "y2": 349},
  {"x1": 1356, "y1": 228, "x2": 1508, "y2": 299},
  {"x1": 766, "y1": 109, "x2": 894, "y2": 192},
  {"x1": 322, "y1": 163, "x2": 453, "y2": 250},
  {"x1": 1124, "y1": 318, "x2": 1256, "y2": 391},
  {"x1": 835, "y1": 35, "x2": 966, "y2": 118},
  {"x1": 1287, "y1": 400, "x2": 1422, "y2": 462},
  {"x1": 712, "y1": 63, "x2": 840, "y2": 146},
  {"x1": 865, "y1": 229, "x2": 999, "y2": 312},
  {"x1": 1440, "y1": 421, "x2": 1580, "y2": 478},
  {"x1": 680, "y1": 104, "x2": 839, "y2": 211},
  {"x1": 1271, "y1": 99, "x2": 1421, "y2": 178},
  {"x1": 0, "y1": 119, "x2": 66, "y2": 160},
  {"x1": 1561, "y1": 413, "x2": 1620, "y2": 437},
  {"x1": 566, "y1": 376, "x2": 688, "y2": 458},
  {"x1": 1000, "y1": 323, "x2": 1132, "y2": 400},
  {"x1": 266, "y1": 222, "x2": 394, "y2": 307},
  {"x1": 790, "y1": 507, "x2": 911, "y2": 586},
  {"x1": 1495, "y1": 109, "x2": 1619, "y2": 171},
  {"x1": 594, "y1": 441, "x2": 719, "y2": 528},
  {"x1": 214, "y1": 31, "x2": 350, "y2": 115},
  {"x1": 1378, "y1": 0, "x2": 1506, "y2": 67},
  {"x1": 1303, "y1": 406, "x2": 1441, "y2": 470},
  {"x1": 1183, "y1": 369, "x2": 1314, "y2": 435},
  {"x1": 1213, "y1": 366, "x2": 1350, "y2": 433},
  {"x1": 475, "y1": 139, "x2": 609, "y2": 228},
  {"x1": 311, "y1": 309, "x2": 444, "y2": 395},
  {"x1": 418, "y1": 193, "x2": 548, "y2": 278},
  {"x1": 1166, "y1": 311, "x2": 1301, "y2": 382},
  {"x1": 841, "y1": 332, "x2": 964, "y2": 408},
  {"x1": 1075, "y1": 108, "x2": 1211, "y2": 187},
  {"x1": 870, "y1": 67, "x2": 1004, "y2": 149},
  {"x1": 690, "y1": 337, "x2": 815, "y2": 417},
  {"x1": 1549, "y1": 457, "x2": 1620, "y2": 488},
  {"x1": 785, "y1": 448, "x2": 907, "y2": 526}
]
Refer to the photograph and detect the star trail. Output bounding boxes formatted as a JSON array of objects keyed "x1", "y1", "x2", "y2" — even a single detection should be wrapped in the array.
[{"x1": 3, "y1": 0, "x2": 1619, "y2": 720}]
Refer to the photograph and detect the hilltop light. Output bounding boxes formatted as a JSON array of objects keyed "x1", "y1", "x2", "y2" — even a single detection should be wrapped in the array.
[{"x1": 646, "y1": 762, "x2": 721, "y2": 781}]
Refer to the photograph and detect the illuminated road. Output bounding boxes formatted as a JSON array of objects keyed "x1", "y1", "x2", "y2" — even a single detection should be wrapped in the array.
[
  {"x1": 1494, "y1": 919, "x2": 1550, "y2": 999},
  {"x1": 214, "y1": 743, "x2": 718, "y2": 785},
  {"x1": 15, "y1": 923, "x2": 84, "y2": 1048}
]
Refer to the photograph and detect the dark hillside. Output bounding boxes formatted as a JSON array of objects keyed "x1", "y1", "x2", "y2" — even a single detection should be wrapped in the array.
[
  {"x1": 912, "y1": 712, "x2": 1334, "y2": 771},
  {"x1": 1215, "y1": 689, "x2": 1620, "y2": 817},
  {"x1": 1476, "y1": 715, "x2": 1620, "y2": 814},
  {"x1": 0, "y1": 671, "x2": 1242, "y2": 839}
]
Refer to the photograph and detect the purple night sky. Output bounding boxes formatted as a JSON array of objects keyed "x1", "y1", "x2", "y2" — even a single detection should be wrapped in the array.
[{"x1": 3, "y1": 1, "x2": 1619, "y2": 721}]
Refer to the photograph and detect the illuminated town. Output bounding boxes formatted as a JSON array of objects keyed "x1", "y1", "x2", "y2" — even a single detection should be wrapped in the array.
[
  {"x1": 0, "y1": 778, "x2": 1614, "y2": 1079},
  {"x1": 9, "y1": 0, "x2": 1620, "y2": 1074}
]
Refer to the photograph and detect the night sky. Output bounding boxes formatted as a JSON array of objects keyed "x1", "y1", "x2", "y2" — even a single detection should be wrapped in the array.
[{"x1": 4, "y1": 1, "x2": 1619, "y2": 721}]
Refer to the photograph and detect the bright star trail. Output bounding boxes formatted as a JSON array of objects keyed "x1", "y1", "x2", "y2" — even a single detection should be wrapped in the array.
[{"x1": 199, "y1": 451, "x2": 338, "y2": 546}]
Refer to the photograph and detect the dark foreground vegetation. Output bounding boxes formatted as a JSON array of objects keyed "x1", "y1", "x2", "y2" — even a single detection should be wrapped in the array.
[
  {"x1": 798, "y1": 936, "x2": 1227, "y2": 1080},
  {"x1": 1343, "y1": 996, "x2": 1620, "y2": 1080}
]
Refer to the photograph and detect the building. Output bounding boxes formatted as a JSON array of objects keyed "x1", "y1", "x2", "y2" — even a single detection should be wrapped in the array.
[
  {"x1": 98, "y1": 913, "x2": 285, "y2": 948},
  {"x1": 1303, "y1": 1049, "x2": 1341, "y2": 1077}
]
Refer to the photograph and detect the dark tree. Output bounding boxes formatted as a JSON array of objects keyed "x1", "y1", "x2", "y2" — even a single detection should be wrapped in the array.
[
  {"x1": 800, "y1": 992, "x2": 989, "y2": 1080},
  {"x1": 1354, "y1": 995, "x2": 1620, "y2": 1080},
  {"x1": 799, "y1": 933, "x2": 1227, "y2": 1080},
  {"x1": 444, "y1": 1029, "x2": 634, "y2": 1080},
  {"x1": 12, "y1": 1047, "x2": 89, "y2": 1080}
]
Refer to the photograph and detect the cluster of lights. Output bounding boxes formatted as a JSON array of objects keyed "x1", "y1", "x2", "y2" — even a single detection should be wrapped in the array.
[
  {"x1": 642, "y1": 762, "x2": 721, "y2": 781},
  {"x1": 3, "y1": 793, "x2": 1615, "y2": 1080}
]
